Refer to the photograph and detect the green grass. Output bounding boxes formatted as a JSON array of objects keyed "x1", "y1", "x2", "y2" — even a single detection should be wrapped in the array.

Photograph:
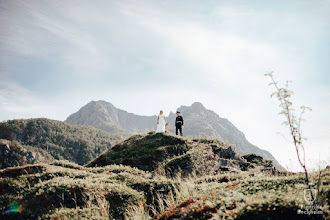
[
  {"x1": 1, "y1": 162, "x2": 328, "y2": 219},
  {"x1": 1, "y1": 133, "x2": 328, "y2": 219},
  {"x1": 88, "y1": 132, "x2": 190, "y2": 171},
  {"x1": 153, "y1": 170, "x2": 329, "y2": 220},
  {"x1": 88, "y1": 132, "x2": 245, "y2": 177}
]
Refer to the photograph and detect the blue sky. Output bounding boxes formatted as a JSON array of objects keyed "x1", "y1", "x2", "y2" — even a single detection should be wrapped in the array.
[{"x1": 1, "y1": 0, "x2": 329, "y2": 171}]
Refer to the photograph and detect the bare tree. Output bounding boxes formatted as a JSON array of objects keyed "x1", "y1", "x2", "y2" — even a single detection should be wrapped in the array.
[{"x1": 265, "y1": 72, "x2": 315, "y2": 202}]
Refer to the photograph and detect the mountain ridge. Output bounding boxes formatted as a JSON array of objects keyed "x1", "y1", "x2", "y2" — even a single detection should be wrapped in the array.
[
  {"x1": 0, "y1": 118, "x2": 122, "y2": 167},
  {"x1": 65, "y1": 100, "x2": 284, "y2": 170},
  {"x1": 66, "y1": 100, "x2": 157, "y2": 133}
]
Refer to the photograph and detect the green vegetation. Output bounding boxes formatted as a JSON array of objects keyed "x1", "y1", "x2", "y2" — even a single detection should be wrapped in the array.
[
  {"x1": 0, "y1": 118, "x2": 123, "y2": 167},
  {"x1": 88, "y1": 132, "x2": 252, "y2": 176},
  {"x1": 0, "y1": 162, "x2": 148, "y2": 219},
  {"x1": 88, "y1": 132, "x2": 189, "y2": 171},
  {"x1": 151, "y1": 169, "x2": 329, "y2": 219},
  {"x1": 1, "y1": 128, "x2": 328, "y2": 219},
  {"x1": 0, "y1": 161, "x2": 176, "y2": 219},
  {"x1": 0, "y1": 139, "x2": 54, "y2": 169},
  {"x1": 1, "y1": 161, "x2": 328, "y2": 219}
]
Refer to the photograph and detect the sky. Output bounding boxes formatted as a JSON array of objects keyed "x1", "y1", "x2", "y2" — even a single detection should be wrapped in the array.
[{"x1": 0, "y1": 0, "x2": 329, "y2": 171}]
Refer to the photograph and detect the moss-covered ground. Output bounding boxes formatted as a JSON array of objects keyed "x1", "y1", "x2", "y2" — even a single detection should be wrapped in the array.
[{"x1": 0, "y1": 133, "x2": 328, "y2": 219}]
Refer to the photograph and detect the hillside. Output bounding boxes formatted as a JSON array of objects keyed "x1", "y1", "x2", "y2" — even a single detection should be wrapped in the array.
[
  {"x1": 0, "y1": 118, "x2": 123, "y2": 167},
  {"x1": 66, "y1": 100, "x2": 284, "y2": 170},
  {"x1": 1, "y1": 161, "x2": 328, "y2": 219},
  {"x1": 0, "y1": 139, "x2": 54, "y2": 169},
  {"x1": 88, "y1": 132, "x2": 275, "y2": 176}
]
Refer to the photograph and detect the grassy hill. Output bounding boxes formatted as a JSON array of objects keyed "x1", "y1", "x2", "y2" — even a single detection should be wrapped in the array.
[
  {"x1": 0, "y1": 118, "x2": 123, "y2": 167},
  {"x1": 87, "y1": 132, "x2": 275, "y2": 176},
  {"x1": 0, "y1": 124, "x2": 328, "y2": 219},
  {"x1": 0, "y1": 161, "x2": 328, "y2": 219}
]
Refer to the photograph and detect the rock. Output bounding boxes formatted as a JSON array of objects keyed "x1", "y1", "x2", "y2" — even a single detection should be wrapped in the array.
[
  {"x1": 1, "y1": 143, "x2": 11, "y2": 151},
  {"x1": 219, "y1": 146, "x2": 237, "y2": 159},
  {"x1": 0, "y1": 143, "x2": 10, "y2": 156},
  {"x1": 230, "y1": 168, "x2": 240, "y2": 173},
  {"x1": 242, "y1": 154, "x2": 264, "y2": 165},
  {"x1": 217, "y1": 166, "x2": 230, "y2": 172},
  {"x1": 217, "y1": 158, "x2": 235, "y2": 167},
  {"x1": 27, "y1": 152, "x2": 36, "y2": 160}
]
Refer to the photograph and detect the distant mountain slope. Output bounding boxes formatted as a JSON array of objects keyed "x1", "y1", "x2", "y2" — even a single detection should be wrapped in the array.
[
  {"x1": 66, "y1": 100, "x2": 156, "y2": 133},
  {"x1": 0, "y1": 118, "x2": 122, "y2": 166},
  {"x1": 66, "y1": 100, "x2": 284, "y2": 170},
  {"x1": 167, "y1": 102, "x2": 284, "y2": 170}
]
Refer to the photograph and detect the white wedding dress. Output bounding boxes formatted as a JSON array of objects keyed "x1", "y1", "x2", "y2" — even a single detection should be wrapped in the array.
[{"x1": 156, "y1": 114, "x2": 166, "y2": 133}]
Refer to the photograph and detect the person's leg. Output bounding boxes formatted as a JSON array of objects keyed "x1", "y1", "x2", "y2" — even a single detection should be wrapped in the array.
[
  {"x1": 176, "y1": 126, "x2": 179, "y2": 135},
  {"x1": 179, "y1": 127, "x2": 183, "y2": 136}
]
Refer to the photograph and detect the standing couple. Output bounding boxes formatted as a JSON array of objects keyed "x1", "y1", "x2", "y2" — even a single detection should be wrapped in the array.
[{"x1": 156, "y1": 110, "x2": 184, "y2": 136}]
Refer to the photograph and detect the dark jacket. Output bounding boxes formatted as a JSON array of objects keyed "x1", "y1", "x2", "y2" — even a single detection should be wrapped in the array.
[{"x1": 175, "y1": 115, "x2": 184, "y2": 127}]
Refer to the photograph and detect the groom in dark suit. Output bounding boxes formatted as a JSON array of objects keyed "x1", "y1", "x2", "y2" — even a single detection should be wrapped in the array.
[{"x1": 175, "y1": 111, "x2": 184, "y2": 136}]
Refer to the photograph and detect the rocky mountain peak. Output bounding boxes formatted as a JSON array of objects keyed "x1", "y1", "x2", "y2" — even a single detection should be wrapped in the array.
[
  {"x1": 178, "y1": 102, "x2": 206, "y2": 112},
  {"x1": 86, "y1": 100, "x2": 116, "y2": 114},
  {"x1": 191, "y1": 102, "x2": 205, "y2": 109},
  {"x1": 66, "y1": 100, "x2": 156, "y2": 133}
]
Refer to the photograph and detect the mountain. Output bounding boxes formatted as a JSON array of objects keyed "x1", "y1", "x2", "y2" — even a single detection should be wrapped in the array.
[
  {"x1": 66, "y1": 100, "x2": 157, "y2": 133},
  {"x1": 167, "y1": 102, "x2": 284, "y2": 170},
  {"x1": 0, "y1": 118, "x2": 122, "y2": 167},
  {"x1": 65, "y1": 100, "x2": 284, "y2": 170}
]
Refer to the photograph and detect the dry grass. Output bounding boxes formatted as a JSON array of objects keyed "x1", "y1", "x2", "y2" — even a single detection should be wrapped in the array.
[{"x1": 125, "y1": 169, "x2": 329, "y2": 219}]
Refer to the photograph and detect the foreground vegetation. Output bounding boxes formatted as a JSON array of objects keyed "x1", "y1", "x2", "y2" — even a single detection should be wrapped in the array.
[
  {"x1": 0, "y1": 160, "x2": 328, "y2": 219},
  {"x1": 0, "y1": 131, "x2": 328, "y2": 219}
]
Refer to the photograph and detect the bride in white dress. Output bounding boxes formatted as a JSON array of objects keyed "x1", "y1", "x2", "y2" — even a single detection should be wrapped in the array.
[{"x1": 156, "y1": 110, "x2": 166, "y2": 133}]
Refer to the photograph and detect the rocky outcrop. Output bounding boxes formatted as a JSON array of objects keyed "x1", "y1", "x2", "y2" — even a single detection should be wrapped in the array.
[{"x1": 87, "y1": 132, "x2": 276, "y2": 176}]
